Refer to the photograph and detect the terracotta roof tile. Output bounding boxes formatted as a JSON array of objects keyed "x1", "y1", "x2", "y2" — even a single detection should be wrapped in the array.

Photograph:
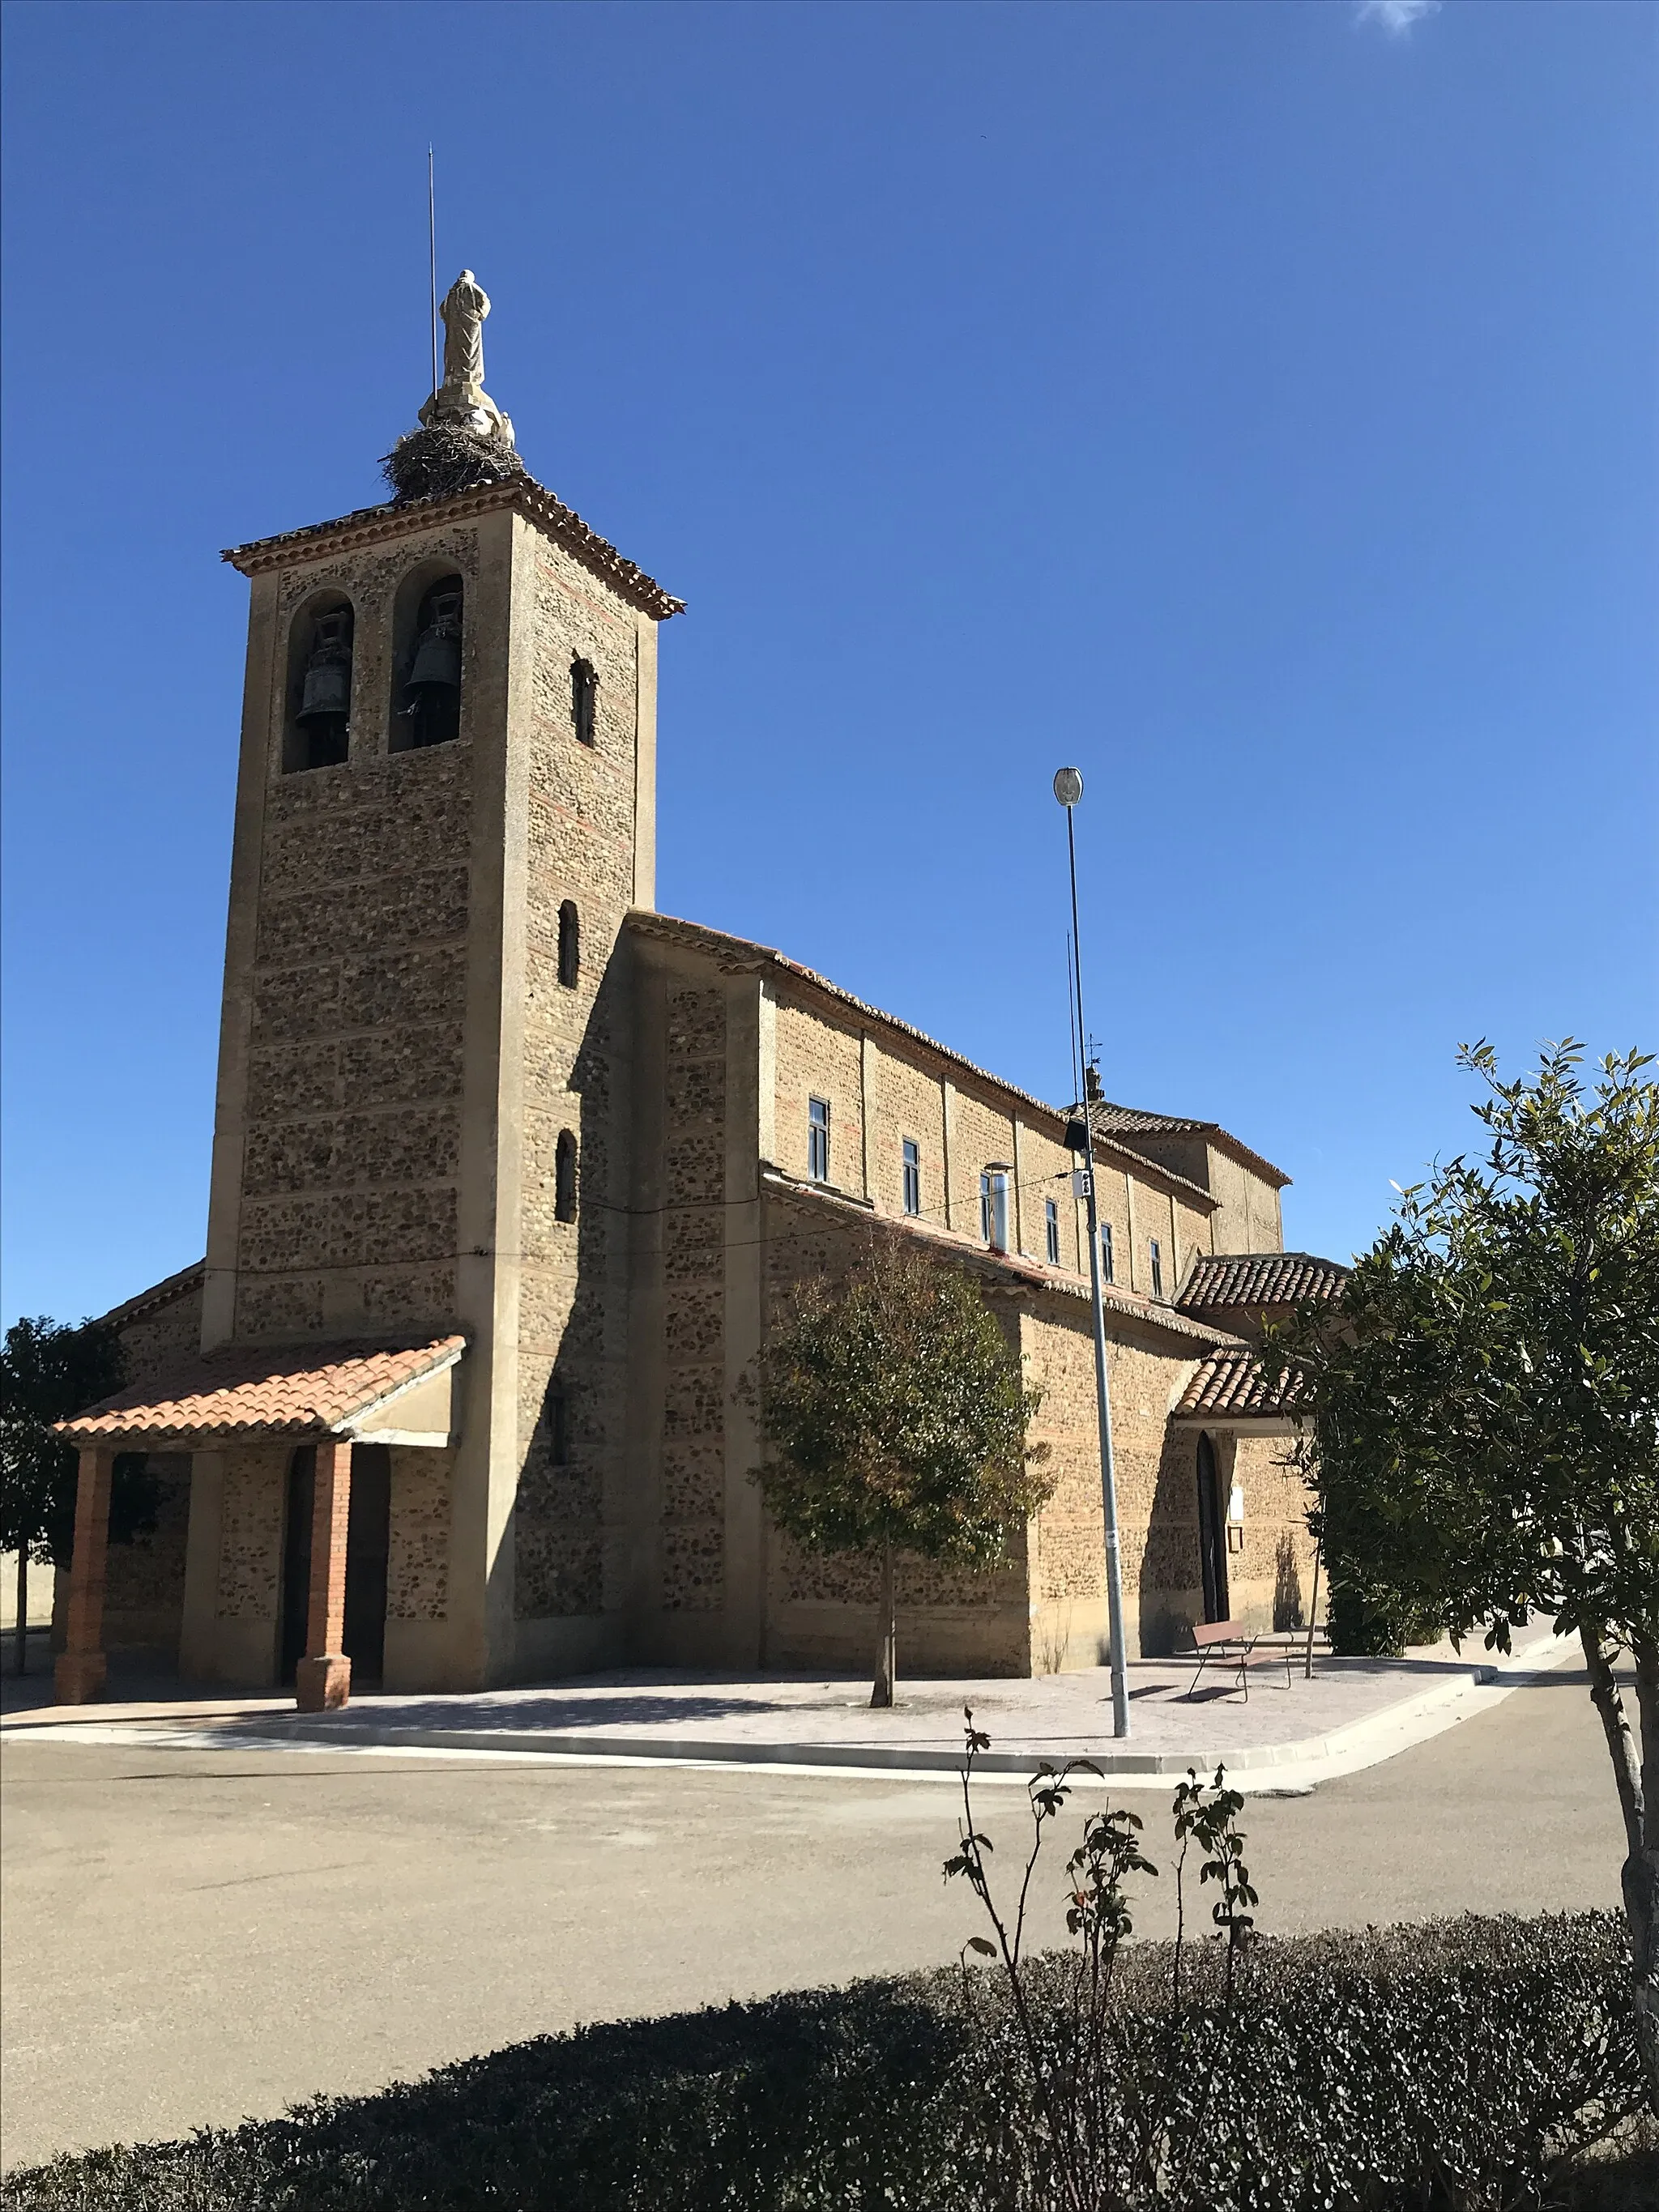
[
  {"x1": 1079, "y1": 1100, "x2": 1291, "y2": 1191},
  {"x1": 1178, "y1": 1251, "x2": 1348, "y2": 1313},
  {"x1": 1174, "y1": 1348, "x2": 1308, "y2": 1420},
  {"x1": 222, "y1": 476, "x2": 683, "y2": 621},
  {"x1": 58, "y1": 1336, "x2": 465, "y2": 1445}
]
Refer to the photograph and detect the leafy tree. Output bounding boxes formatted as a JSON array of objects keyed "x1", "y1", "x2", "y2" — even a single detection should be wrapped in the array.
[
  {"x1": 745, "y1": 1242, "x2": 1052, "y2": 1707},
  {"x1": 1264, "y1": 1043, "x2": 1659, "y2": 2108},
  {"x1": 0, "y1": 1315, "x2": 149, "y2": 1674}
]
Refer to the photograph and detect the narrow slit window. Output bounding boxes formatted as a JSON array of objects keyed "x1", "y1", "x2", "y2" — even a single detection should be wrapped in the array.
[
  {"x1": 571, "y1": 658, "x2": 597, "y2": 746},
  {"x1": 902, "y1": 1139, "x2": 921, "y2": 1217},
  {"x1": 555, "y1": 1130, "x2": 578, "y2": 1222},
  {"x1": 808, "y1": 1097, "x2": 830, "y2": 1183},
  {"x1": 1045, "y1": 1198, "x2": 1060, "y2": 1265},
  {"x1": 1100, "y1": 1221, "x2": 1115, "y2": 1285},
  {"x1": 1149, "y1": 1237, "x2": 1163, "y2": 1300},
  {"x1": 557, "y1": 901, "x2": 580, "y2": 988}
]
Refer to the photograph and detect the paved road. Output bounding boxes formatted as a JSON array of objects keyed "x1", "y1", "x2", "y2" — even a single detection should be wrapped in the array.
[{"x1": 1, "y1": 1666, "x2": 1620, "y2": 2172}]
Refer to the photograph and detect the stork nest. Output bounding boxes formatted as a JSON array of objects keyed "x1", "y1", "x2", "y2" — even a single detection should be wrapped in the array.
[{"x1": 381, "y1": 421, "x2": 527, "y2": 505}]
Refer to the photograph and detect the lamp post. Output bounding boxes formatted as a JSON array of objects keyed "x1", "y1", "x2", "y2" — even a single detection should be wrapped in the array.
[{"x1": 1053, "y1": 766, "x2": 1131, "y2": 1739}]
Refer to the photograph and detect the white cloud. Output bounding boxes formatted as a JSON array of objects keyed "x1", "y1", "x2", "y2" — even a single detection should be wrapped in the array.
[{"x1": 1355, "y1": 0, "x2": 1441, "y2": 33}]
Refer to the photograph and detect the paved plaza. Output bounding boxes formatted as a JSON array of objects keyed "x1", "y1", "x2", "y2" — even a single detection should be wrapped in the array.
[
  {"x1": 0, "y1": 1664, "x2": 1625, "y2": 2172},
  {"x1": 0, "y1": 1620, "x2": 1570, "y2": 1783}
]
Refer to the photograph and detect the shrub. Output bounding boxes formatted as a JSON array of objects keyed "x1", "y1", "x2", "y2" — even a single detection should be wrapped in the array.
[{"x1": 5, "y1": 1911, "x2": 1648, "y2": 2212}]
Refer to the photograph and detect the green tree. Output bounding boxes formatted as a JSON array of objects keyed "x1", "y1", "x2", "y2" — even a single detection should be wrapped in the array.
[
  {"x1": 745, "y1": 1242, "x2": 1052, "y2": 1707},
  {"x1": 0, "y1": 1315, "x2": 144, "y2": 1674},
  {"x1": 1264, "y1": 1044, "x2": 1659, "y2": 2107}
]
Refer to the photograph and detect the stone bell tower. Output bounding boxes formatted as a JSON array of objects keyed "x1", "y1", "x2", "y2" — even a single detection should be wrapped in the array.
[{"x1": 204, "y1": 273, "x2": 683, "y2": 1689}]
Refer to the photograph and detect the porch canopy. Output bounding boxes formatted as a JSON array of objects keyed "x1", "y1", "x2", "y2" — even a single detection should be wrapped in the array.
[{"x1": 52, "y1": 1334, "x2": 464, "y2": 1710}]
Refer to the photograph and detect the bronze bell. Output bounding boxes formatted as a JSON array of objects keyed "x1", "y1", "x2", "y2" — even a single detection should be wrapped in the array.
[
  {"x1": 296, "y1": 612, "x2": 353, "y2": 727},
  {"x1": 407, "y1": 592, "x2": 463, "y2": 697}
]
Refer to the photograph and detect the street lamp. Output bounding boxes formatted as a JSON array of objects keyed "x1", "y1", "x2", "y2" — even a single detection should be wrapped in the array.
[{"x1": 1053, "y1": 766, "x2": 1131, "y2": 1740}]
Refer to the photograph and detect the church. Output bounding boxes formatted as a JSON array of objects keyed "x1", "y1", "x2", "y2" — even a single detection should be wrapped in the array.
[{"x1": 55, "y1": 275, "x2": 1338, "y2": 1708}]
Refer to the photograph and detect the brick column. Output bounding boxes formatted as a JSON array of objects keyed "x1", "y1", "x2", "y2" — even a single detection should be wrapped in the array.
[
  {"x1": 54, "y1": 1447, "x2": 113, "y2": 1703},
  {"x1": 296, "y1": 1438, "x2": 352, "y2": 1711}
]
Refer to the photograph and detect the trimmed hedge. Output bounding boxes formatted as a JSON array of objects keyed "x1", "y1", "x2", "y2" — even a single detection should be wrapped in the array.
[{"x1": 4, "y1": 1912, "x2": 1653, "y2": 2212}]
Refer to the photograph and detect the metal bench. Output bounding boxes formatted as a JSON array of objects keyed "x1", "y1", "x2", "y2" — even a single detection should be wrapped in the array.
[{"x1": 1184, "y1": 1619, "x2": 1296, "y2": 1701}]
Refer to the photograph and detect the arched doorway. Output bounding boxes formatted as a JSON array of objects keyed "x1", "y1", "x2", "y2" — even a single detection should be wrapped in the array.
[
  {"x1": 1196, "y1": 1432, "x2": 1230, "y2": 1624},
  {"x1": 279, "y1": 1444, "x2": 391, "y2": 1686}
]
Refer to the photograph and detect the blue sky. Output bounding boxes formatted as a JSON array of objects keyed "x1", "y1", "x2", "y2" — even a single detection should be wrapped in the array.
[{"x1": 2, "y1": 0, "x2": 1654, "y2": 1322}]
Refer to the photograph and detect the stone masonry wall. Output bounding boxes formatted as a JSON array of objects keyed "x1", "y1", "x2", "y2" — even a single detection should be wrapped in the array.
[
  {"x1": 213, "y1": 1442, "x2": 288, "y2": 1625},
  {"x1": 117, "y1": 1281, "x2": 203, "y2": 1383},
  {"x1": 103, "y1": 1451, "x2": 192, "y2": 1656},
  {"x1": 759, "y1": 1187, "x2": 1030, "y2": 1675},
  {"x1": 1201, "y1": 1145, "x2": 1285, "y2": 1257},
  {"x1": 514, "y1": 535, "x2": 642, "y2": 1621},
  {"x1": 770, "y1": 990, "x2": 1213, "y2": 1315},
  {"x1": 236, "y1": 527, "x2": 482, "y2": 1343},
  {"x1": 773, "y1": 999, "x2": 864, "y2": 1191},
  {"x1": 864, "y1": 1048, "x2": 947, "y2": 1224},
  {"x1": 656, "y1": 985, "x2": 727, "y2": 1613},
  {"x1": 1021, "y1": 1302, "x2": 1205, "y2": 1665},
  {"x1": 387, "y1": 1446, "x2": 451, "y2": 1621}
]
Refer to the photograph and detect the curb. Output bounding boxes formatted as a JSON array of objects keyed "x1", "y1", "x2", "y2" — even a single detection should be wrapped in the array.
[{"x1": 31, "y1": 1634, "x2": 1575, "y2": 1789}]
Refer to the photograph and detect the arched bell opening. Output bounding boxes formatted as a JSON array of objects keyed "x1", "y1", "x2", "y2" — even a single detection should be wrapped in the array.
[
  {"x1": 390, "y1": 567, "x2": 465, "y2": 753},
  {"x1": 281, "y1": 590, "x2": 356, "y2": 774}
]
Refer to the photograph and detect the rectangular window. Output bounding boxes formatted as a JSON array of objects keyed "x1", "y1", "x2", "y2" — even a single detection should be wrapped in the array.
[
  {"x1": 902, "y1": 1138, "x2": 921, "y2": 1217},
  {"x1": 1149, "y1": 1237, "x2": 1163, "y2": 1300},
  {"x1": 1044, "y1": 1198, "x2": 1060, "y2": 1265},
  {"x1": 980, "y1": 1169, "x2": 1009, "y2": 1252},
  {"x1": 1100, "y1": 1221, "x2": 1115, "y2": 1285},
  {"x1": 808, "y1": 1097, "x2": 830, "y2": 1183}
]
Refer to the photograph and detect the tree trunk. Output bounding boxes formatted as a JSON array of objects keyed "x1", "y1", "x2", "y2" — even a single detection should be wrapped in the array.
[
  {"x1": 871, "y1": 1543, "x2": 896, "y2": 1709},
  {"x1": 14, "y1": 1550, "x2": 26, "y2": 1676},
  {"x1": 1580, "y1": 1619, "x2": 1659, "y2": 2115},
  {"x1": 1630, "y1": 1630, "x2": 1659, "y2": 2116}
]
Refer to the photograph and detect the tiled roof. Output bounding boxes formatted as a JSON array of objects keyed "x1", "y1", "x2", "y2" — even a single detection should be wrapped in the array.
[
  {"x1": 630, "y1": 913, "x2": 1219, "y2": 1211},
  {"x1": 1178, "y1": 1251, "x2": 1348, "y2": 1313},
  {"x1": 1174, "y1": 1348, "x2": 1308, "y2": 1421},
  {"x1": 222, "y1": 475, "x2": 684, "y2": 622},
  {"x1": 58, "y1": 1336, "x2": 465, "y2": 1445},
  {"x1": 1080, "y1": 1100, "x2": 1290, "y2": 1192},
  {"x1": 96, "y1": 1259, "x2": 207, "y2": 1330}
]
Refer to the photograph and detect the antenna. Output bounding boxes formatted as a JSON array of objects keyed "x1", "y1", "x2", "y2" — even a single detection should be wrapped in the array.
[{"x1": 427, "y1": 146, "x2": 439, "y2": 396}]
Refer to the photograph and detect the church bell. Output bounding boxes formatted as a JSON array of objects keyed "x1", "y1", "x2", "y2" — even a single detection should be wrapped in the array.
[
  {"x1": 406, "y1": 590, "x2": 463, "y2": 698},
  {"x1": 296, "y1": 610, "x2": 354, "y2": 727}
]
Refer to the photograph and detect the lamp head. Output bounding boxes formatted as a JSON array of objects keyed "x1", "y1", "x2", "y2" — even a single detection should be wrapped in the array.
[{"x1": 1052, "y1": 766, "x2": 1083, "y2": 808}]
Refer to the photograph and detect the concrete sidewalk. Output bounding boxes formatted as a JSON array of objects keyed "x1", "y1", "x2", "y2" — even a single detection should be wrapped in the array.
[{"x1": 2, "y1": 1620, "x2": 1576, "y2": 1786}]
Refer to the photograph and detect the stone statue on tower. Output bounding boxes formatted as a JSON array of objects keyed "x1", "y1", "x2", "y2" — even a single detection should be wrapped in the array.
[
  {"x1": 419, "y1": 268, "x2": 514, "y2": 447},
  {"x1": 441, "y1": 269, "x2": 489, "y2": 388}
]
